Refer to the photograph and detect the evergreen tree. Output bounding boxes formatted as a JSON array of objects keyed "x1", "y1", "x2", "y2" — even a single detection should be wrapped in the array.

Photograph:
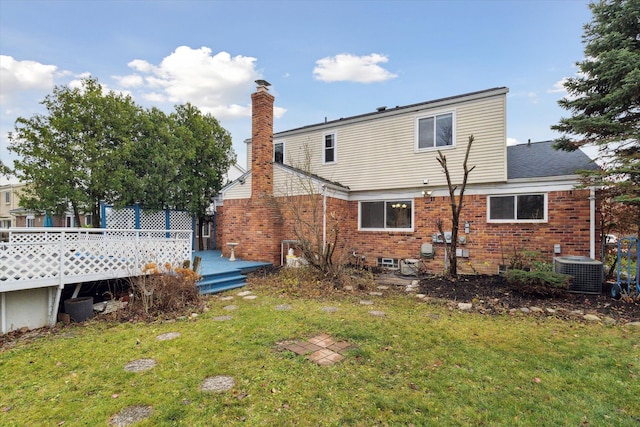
[{"x1": 552, "y1": 0, "x2": 640, "y2": 213}]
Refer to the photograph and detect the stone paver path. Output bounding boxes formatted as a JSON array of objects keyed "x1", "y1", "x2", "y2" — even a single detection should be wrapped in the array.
[
  {"x1": 124, "y1": 358, "x2": 156, "y2": 372},
  {"x1": 156, "y1": 332, "x2": 181, "y2": 341},
  {"x1": 321, "y1": 306, "x2": 338, "y2": 313},
  {"x1": 275, "y1": 304, "x2": 292, "y2": 311},
  {"x1": 200, "y1": 375, "x2": 235, "y2": 392},
  {"x1": 283, "y1": 333, "x2": 355, "y2": 366},
  {"x1": 223, "y1": 305, "x2": 238, "y2": 311},
  {"x1": 213, "y1": 315, "x2": 233, "y2": 321},
  {"x1": 109, "y1": 405, "x2": 153, "y2": 426}
]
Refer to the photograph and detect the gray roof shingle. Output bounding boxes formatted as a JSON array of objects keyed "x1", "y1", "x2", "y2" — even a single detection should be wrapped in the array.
[{"x1": 507, "y1": 140, "x2": 599, "y2": 179}]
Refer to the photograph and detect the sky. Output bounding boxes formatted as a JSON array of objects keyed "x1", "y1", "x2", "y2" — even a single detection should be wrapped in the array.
[{"x1": 0, "y1": 0, "x2": 594, "y2": 185}]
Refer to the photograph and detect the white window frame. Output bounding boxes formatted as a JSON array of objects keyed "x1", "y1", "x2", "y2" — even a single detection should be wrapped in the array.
[
  {"x1": 84, "y1": 214, "x2": 93, "y2": 227},
  {"x1": 487, "y1": 193, "x2": 548, "y2": 223},
  {"x1": 66, "y1": 215, "x2": 75, "y2": 228},
  {"x1": 323, "y1": 131, "x2": 337, "y2": 164},
  {"x1": 358, "y1": 200, "x2": 414, "y2": 232},
  {"x1": 415, "y1": 110, "x2": 456, "y2": 152},
  {"x1": 26, "y1": 215, "x2": 35, "y2": 228},
  {"x1": 203, "y1": 222, "x2": 211, "y2": 238},
  {"x1": 274, "y1": 140, "x2": 285, "y2": 164},
  {"x1": 5, "y1": 191, "x2": 10, "y2": 204}
]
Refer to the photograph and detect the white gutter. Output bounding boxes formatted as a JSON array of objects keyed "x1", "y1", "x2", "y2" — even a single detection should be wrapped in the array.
[{"x1": 590, "y1": 187, "x2": 596, "y2": 259}]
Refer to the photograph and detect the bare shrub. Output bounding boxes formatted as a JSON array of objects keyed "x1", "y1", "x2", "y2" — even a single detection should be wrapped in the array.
[{"x1": 127, "y1": 262, "x2": 203, "y2": 318}]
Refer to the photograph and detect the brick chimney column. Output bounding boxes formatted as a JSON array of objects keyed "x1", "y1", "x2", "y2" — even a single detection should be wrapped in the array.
[{"x1": 251, "y1": 81, "x2": 275, "y2": 197}]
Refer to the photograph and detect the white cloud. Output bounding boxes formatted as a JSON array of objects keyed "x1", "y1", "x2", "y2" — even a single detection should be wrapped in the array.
[
  {"x1": 549, "y1": 77, "x2": 568, "y2": 94},
  {"x1": 0, "y1": 55, "x2": 58, "y2": 104},
  {"x1": 313, "y1": 53, "x2": 398, "y2": 83},
  {"x1": 125, "y1": 46, "x2": 261, "y2": 119},
  {"x1": 114, "y1": 74, "x2": 144, "y2": 88},
  {"x1": 506, "y1": 137, "x2": 520, "y2": 146}
]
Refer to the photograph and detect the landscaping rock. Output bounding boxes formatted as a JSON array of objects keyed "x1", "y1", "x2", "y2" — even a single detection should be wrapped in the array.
[
  {"x1": 458, "y1": 303, "x2": 473, "y2": 311},
  {"x1": 237, "y1": 291, "x2": 252, "y2": 297},
  {"x1": 369, "y1": 292, "x2": 383, "y2": 296},
  {"x1": 529, "y1": 306, "x2": 544, "y2": 313},
  {"x1": 321, "y1": 306, "x2": 338, "y2": 313},
  {"x1": 275, "y1": 304, "x2": 292, "y2": 311},
  {"x1": 223, "y1": 305, "x2": 238, "y2": 311},
  {"x1": 213, "y1": 315, "x2": 233, "y2": 321},
  {"x1": 545, "y1": 308, "x2": 557, "y2": 314},
  {"x1": 219, "y1": 296, "x2": 234, "y2": 301},
  {"x1": 369, "y1": 310, "x2": 386, "y2": 317},
  {"x1": 583, "y1": 314, "x2": 601, "y2": 322},
  {"x1": 359, "y1": 300, "x2": 374, "y2": 305},
  {"x1": 603, "y1": 317, "x2": 616, "y2": 326},
  {"x1": 626, "y1": 321, "x2": 640, "y2": 327},
  {"x1": 520, "y1": 307, "x2": 530, "y2": 313},
  {"x1": 243, "y1": 295, "x2": 258, "y2": 300}
]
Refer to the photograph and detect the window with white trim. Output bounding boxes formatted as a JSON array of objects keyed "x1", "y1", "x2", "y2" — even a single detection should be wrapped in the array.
[
  {"x1": 4, "y1": 191, "x2": 9, "y2": 204},
  {"x1": 274, "y1": 141, "x2": 284, "y2": 164},
  {"x1": 416, "y1": 112, "x2": 454, "y2": 150},
  {"x1": 85, "y1": 214, "x2": 93, "y2": 227},
  {"x1": 323, "y1": 132, "x2": 336, "y2": 164},
  {"x1": 26, "y1": 215, "x2": 35, "y2": 228},
  {"x1": 488, "y1": 194, "x2": 546, "y2": 222},
  {"x1": 360, "y1": 200, "x2": 413, "y2": 230}
]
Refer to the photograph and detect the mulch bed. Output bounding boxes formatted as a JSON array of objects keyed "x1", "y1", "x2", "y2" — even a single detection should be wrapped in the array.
[{"x1": 418, "y1": 274, "x2": 640, "y2": 323}]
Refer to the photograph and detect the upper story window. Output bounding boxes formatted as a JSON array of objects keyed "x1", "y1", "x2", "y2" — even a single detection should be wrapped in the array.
[
  {"x1": 323, "y1": 132, "x2": 336, "y2": 164},
  {"x1": 274, "y1": 141, "x2": 284, "y2": 164},
  {"x1": 4, "y1": 191, "x2": 9, "y2": 204},
  {"x1": 360, "y1": 200, "x2": 413, "y2": 231},
  {"x1": 488, "y1": 194, "x2": 546, "y2": 222},
  {"x1": 416, "y1": 112, "x2": 454, "y2": 150}
]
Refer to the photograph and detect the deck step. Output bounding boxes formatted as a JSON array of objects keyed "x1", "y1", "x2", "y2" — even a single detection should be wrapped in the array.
[{"x1": 197, "y1": 271, "x2": 247, "y2": 295}]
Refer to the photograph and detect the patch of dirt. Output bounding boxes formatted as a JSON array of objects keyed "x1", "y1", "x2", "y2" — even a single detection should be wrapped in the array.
[{"x1": 418, "y1": 274, "x2": 640, "y2": 323}]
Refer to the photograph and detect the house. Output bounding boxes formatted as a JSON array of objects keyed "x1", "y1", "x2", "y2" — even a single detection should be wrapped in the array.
[{"x1": 216, "y1": 82, "x2": 600, "y2": 275}]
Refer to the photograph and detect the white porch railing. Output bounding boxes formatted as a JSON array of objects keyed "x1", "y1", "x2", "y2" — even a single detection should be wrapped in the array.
[{"x1": 1, "y1": 228, "x2": 193, "y2": 293}]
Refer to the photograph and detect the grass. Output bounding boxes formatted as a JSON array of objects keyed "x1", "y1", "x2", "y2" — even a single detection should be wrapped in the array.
[{"x1": 1, "y1": 286, "x2": 639, "y2": 426}]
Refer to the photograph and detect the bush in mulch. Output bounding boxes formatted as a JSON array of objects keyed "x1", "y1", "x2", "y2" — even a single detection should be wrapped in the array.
[
  {"x1": 504, "y1": 269, "x2": 571, "y2": 297},
  {"x1": 123, "y1": 262, "x2": 205, "y2": 320}
]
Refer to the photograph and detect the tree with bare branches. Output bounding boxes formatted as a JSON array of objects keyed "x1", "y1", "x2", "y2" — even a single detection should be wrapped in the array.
[{"x1": 436, "y1": 135, "x2": 476, "y2": 276}]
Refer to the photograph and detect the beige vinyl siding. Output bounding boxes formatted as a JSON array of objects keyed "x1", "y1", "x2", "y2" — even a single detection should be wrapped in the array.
[
  {"x1": 278, "y1": 92, "x2": 507, "y2": 192},
  {"x1": 223, "y1": 175, "x2": 252, "y2": 199}
]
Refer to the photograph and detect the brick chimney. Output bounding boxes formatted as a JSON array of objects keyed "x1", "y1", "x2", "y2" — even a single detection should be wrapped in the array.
[{"x1": 251, "y1": 80, "x2": 274, "y2": 197}]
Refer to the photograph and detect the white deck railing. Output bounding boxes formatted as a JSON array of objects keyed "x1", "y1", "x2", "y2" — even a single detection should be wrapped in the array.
[{"x1": 1, "y1": 228, "x2": 193, "y2": 293}]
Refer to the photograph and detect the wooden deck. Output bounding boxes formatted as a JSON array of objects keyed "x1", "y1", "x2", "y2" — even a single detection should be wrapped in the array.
[{"x1": 193, "y1": 250, "x2": 271, "y2": 294}]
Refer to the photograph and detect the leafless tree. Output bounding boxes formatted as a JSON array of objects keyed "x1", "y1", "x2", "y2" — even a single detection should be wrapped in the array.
[{"x1": 436, "y1": 135, "x2": 476, "y2": 276}]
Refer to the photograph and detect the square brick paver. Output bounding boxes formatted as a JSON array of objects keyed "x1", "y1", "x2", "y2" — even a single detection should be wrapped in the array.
[
  {"x1": 308, "y1": 348, "x2": 344, "y2": 366},
  {"x1": 282, "y1": 334, "x2": 355, "y2": 366}
]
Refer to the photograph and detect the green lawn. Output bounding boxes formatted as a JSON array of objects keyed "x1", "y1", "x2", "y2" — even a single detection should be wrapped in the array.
[{"x1": 1, "y1": 289, "x2": 638, "y2": 426}]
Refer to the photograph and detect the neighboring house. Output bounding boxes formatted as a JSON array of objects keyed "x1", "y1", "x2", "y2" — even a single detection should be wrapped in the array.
[
  {"x1": 217, "y1": 82, "x2": 600, "y2": 274},
  {"x1": 0, "y1": 184, "x2": 26, "y2": 239}
]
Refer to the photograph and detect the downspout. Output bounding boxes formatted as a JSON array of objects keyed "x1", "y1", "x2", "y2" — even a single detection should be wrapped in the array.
[
  {"x1": 322, "y1": 184, "x2": 327, "y2": 251},
  {"x1": 589, "y1": 187, "x2": 596, "y2": 259}
]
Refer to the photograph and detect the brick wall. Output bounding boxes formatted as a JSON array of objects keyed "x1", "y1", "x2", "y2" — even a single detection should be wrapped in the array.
[{"x1": 345, "y1": 189, "x2": 597, "y2": 275}]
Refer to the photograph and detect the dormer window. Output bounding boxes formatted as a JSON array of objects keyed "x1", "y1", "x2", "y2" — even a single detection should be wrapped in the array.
[
  {"x1": 323, "y1": 132, "x2": 336, "y2": 164},
  {"x1": 416, "y1": 112, "x2": 454, "y2": 150}
]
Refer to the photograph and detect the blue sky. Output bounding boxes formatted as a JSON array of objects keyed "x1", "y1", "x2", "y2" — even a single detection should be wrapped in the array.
[{"x1": 0, "y1": 0, "x2": 593, "y2": 184}]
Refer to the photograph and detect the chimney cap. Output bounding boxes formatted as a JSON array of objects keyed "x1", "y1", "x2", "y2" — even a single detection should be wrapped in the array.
[{"x1": 255, "y1": 79, "x2": 271, "y2": 87}]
